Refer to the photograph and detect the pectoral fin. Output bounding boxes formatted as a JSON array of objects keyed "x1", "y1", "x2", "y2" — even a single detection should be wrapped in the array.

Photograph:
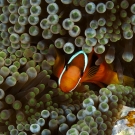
[
  {"x1": 123, "y1": 76, "x2": 135, "y2": 87},
  {"x1": 81, "y1": 66, "x2": 99, "y2": 82}
]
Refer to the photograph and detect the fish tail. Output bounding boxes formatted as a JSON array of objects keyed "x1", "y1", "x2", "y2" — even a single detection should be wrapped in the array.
[
  {"x1": 103, "y1": 70, "x2": 120, "y2": 85},
  {"x1": 104, "y1": 70, "x2": 135, "y2": 87},
  {"x1": 123, "y1": 75, "x2": 135, "y2": 87}
]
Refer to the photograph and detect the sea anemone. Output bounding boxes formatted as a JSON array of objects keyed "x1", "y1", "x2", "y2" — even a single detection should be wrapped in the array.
[{"x1": 0, "y1": 0, "x2": 135, "y2": 135}]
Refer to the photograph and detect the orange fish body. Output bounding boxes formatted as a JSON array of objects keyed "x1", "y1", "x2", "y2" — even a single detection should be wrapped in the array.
[
  {"x1": 53, "y1": 49, "x2": 134, "y2": 92},
  {"x1": 60, "y1": 65, "x2": 81, "y2": 92}
]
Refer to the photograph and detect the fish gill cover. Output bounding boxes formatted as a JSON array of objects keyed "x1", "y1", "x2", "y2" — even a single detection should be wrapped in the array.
[{"x1": 0, "y1": 0, "x2": 135, "y2": 135}]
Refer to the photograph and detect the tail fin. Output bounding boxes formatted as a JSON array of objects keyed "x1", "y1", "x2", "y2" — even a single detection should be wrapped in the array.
[{"x1": 123, "y1": 75, "x2": 135, "y2": 87}]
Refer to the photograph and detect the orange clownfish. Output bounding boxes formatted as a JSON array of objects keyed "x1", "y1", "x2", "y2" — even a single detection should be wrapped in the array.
[{"x1": 53, "y1": 50, "x2": 134, "y2": 92}]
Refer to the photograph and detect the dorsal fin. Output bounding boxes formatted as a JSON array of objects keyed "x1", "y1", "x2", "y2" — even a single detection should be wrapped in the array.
[
  {"x1": 53, "y1": 49, "x2": 65, "y2": 77},
  {"x1": 87, "y1": 50, "x2": 94, "y2": 68}
]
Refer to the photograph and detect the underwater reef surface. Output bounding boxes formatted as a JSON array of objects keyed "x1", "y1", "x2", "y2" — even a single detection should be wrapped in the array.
[
  {"x1": 112, "y1": 106, "x2": 135, "y2": 135},
  {"x1": 0, "y1": 0, "x2": 135, "y2": 135}
]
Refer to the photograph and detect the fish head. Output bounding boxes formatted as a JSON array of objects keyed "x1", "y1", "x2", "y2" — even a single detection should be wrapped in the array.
[{"x1": 58, "y1": 50, "x2": 88, "y2": 92}]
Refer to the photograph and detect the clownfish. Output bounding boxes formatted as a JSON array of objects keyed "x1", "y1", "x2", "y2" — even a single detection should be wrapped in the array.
[{"x1": 53, "y1": 50, "x2": 134, "y2": 92}]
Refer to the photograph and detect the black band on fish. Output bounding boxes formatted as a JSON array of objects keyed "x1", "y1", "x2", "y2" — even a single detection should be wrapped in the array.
[
  {"x1": 81, "y1": 69, "x2": 84, "y2": 77},
  {"x1": 65, "y1": 64, "x2": 69, "y2": 71}
]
